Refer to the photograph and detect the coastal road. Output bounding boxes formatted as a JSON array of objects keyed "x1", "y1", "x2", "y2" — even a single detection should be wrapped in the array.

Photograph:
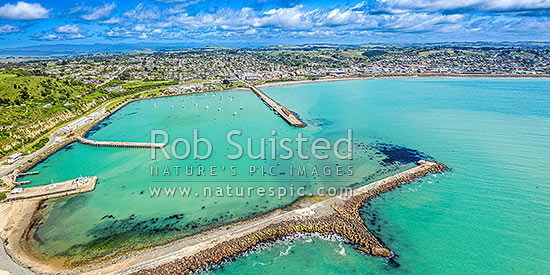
[
  {"x1": 0, "y1": 97, "x2": 118, "y2": 179},
  {"x1": 0, "y1": 132, "x2": 64, "y2": 178}
]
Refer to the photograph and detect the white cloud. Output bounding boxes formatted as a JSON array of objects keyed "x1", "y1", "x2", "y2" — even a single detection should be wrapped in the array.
[
  {"x1": 106, "y1": 27, "x2": 131, "y2": 37},
  {"x1": 133, "y1": 24, "x2": 150, "y2": 32},
  {"x1": 376, "y1": 0, "x2": 550, "y2": 13},
  {"x1": 55, "y1": 24, "x2": 81, "y2": 34},
  {"x1": 168, "y1": 5, "x2": 376, "y2": 31},
  {"x1": 99, "y1": 17, "x2": 121, "y2": 24},
  {"x1": 380, "y1": 13, "x2": 465, "y2": 33},
  {"x1": 0, "y1": 24, "x2": 19, "y2": 34},
  {"x1": 37, "y1": 32, "x2": 85, "y2": 40},
  {"x1": 124, "y1": 4, "x2": 161, "y2": 20},
  {"x1": 67, "y1": 33, "x2": 84, "y2": 39},
  {"x1": 0, "y1": 1, "x2": 50, "y2": 20},
  {"x1": 82, "y1": 3, "x2": 116, "y2": 21},
  {"x1": 244, "y1": 28, "x2": 258, "y2": 35},
  {"x1": 38, "y1": 33, "x2": 59, "y2": 40},
  {"x1": 36, "y1": 24, "x2": 87, "y2": 40},
  {"x1": 256, "y1": 6, "x2": 317, "y2": 29},
  {"x1": 88, "y1": 2, "x2": 550, "y2": 41},
  {"x1": 154, "y1": 0, "x2": 202, "y2": 3}
]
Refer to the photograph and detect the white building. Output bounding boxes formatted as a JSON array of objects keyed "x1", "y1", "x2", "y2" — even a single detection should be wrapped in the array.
[
  {"x1": 57, "y1": 116, "x2": 91, "y2": 134},
  {"x1": 4, "y1": 152, "x2": 23, "y2": 164}
]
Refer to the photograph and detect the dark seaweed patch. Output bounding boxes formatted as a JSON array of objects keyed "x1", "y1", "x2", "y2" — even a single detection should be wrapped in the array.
[
  {"x1": 60, "y1": 144, "x2": 75, "y2": 152},
  {"x1": 85, "y1": 120, "x2": 112, "y2": 137},
  {"x1": 376, "y1": 143, "x2": 431, "y2": 165},
  {"x1": 354, "y1": 141, "x2": 432, "y2": 166}
]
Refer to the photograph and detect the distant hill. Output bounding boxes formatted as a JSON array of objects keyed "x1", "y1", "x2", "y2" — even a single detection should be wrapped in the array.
[
  {"x1": 0, "y1": 43, "x2": 204, "y2": 58},
  {"x1": 2, "y1": 42, "x2": 549, "y2": 58}
]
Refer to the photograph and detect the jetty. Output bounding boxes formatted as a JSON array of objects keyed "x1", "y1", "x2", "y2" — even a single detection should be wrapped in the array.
[
  {"x1": 3, "y1": 176, "x2": 97, "y2": 202},
  {"x1": 239, "y1": 78, "x2": 306, "y2": 128},
  {"x1": 77, "y1": 136, "x2": 165, "y2": 149},
  {"x1": 9, "y1": 171, "x2": 39, "y2": 185},
  {"x1": 100, "y1": 160, "x2": 448, "y2": 275},
  {"x1": 17, "y1": 171, "x2": 39, "y2": 176}
]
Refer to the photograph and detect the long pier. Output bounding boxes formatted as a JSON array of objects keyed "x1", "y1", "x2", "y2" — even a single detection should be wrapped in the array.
[
  {"x1": 4, "y1": 176, "x2": 97, "y2": 202},
  {"x1": 77, "y1": 136, "x2": 165, "y2": 149},
  {"x1": 246, "y1": 83, "x2": 306, "y2": 128}
]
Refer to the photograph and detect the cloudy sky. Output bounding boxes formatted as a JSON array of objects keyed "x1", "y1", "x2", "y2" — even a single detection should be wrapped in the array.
[{"x1": 1, "y1": 0, "x2": 550, "y2": 48}]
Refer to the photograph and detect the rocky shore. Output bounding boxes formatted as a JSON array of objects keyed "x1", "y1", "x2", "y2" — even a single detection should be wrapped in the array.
[{"x1": 132, "y1": 161, "x2": 448, "y2": 275}]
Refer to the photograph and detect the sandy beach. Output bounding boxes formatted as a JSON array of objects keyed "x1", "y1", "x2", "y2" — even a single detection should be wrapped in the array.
[{"x1": 0, "y1": 200, "x2": 41, "y2": 274}]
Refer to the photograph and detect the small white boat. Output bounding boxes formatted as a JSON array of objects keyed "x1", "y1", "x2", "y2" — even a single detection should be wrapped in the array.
[
  {"x1": 233, "y1": 112, "x2": 237, "y2": 116},
  {"x1": 195, "y1": 103, "x2": 198, "y2": 106},
  {"x1": 218, "y1": 107, "x2": 221, "y2": 111},
  {"x1": 240, "y1": 106, "x2": 243, "y2": 110},
  {"x1": 205, "y1": 106, "x2": 209, "y2": 109}
]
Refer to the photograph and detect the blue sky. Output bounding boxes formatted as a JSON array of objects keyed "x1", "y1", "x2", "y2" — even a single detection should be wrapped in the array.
[{"x1": 1, "y1": 0, "x2": 550, "y2": 48}]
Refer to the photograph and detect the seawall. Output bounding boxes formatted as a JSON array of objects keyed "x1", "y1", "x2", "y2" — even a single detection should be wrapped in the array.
[{"x1": 104, "y1": 161, "x2": 448, "y2": 275}]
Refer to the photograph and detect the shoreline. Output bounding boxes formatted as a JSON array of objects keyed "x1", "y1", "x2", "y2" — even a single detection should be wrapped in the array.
[
  {"x1": 256, "y1": 73, "x2": 550, "y2": 88},
  {"x1": 0, "y1": 200, "x2": 55, "y2": 274}
]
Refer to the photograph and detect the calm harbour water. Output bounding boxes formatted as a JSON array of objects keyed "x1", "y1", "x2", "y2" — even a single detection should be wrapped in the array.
[{"x1": 22, "y1": 78, "x2": 550, "y2": 273}]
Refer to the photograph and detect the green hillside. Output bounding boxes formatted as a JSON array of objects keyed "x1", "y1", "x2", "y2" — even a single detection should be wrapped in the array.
[
  {"x1": 0, "y1": 70, "x2": 96, "y2": 106},
  {"x1": 0, "y1": 70, "x2": 106, "y2": 156}
]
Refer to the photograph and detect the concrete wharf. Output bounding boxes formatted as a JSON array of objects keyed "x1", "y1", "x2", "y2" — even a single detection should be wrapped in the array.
[{"x1": 4, "y1": 176, "x2": 97, "y2": 202}]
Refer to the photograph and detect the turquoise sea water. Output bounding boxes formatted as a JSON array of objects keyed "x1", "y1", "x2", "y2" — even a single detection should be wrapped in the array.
[
  {"x1": 21, "y1": 85, "x2": 409, "y2": 265},
  {"x1": 212, "y1": 78, "x2": 550, "y2": 274},
  {"x1": 21, "y1": 78, "x2": 550, "y2": 273}
]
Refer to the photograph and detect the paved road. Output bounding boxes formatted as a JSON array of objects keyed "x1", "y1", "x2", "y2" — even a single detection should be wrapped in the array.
[
  {"x1": 0, "y1": 132, "x2": 64, "y2": 178},
  {"x1": 0, "y1": 99, "x2": 116, "y2": 179}
]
